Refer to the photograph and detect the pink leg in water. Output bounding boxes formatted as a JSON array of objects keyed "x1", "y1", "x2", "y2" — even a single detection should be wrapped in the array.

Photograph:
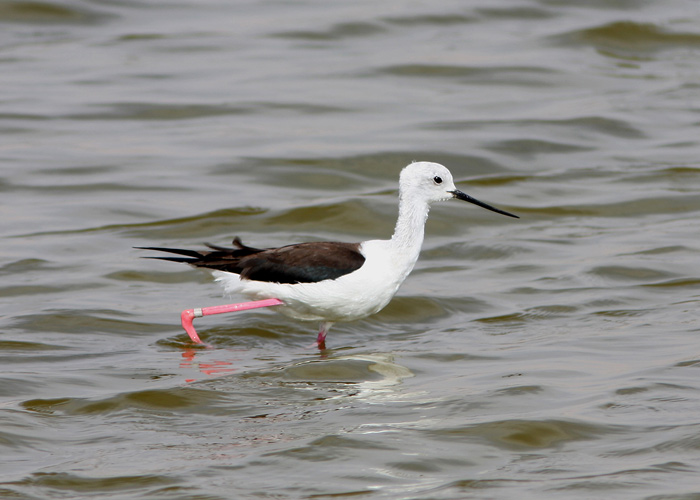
[
  {"x1": 310, "y1": 321, "x2": 334, "y2": 350},
  {"x1": 180, "y1": 298, "x2": 284, "y2": 344}
]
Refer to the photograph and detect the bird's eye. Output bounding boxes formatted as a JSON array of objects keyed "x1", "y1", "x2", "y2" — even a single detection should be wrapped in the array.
[{"x1": 433, "y1": 176, "x2": 443, "y2": 185}]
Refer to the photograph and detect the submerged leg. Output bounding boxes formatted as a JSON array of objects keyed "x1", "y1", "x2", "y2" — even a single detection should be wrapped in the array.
[
  {"x1": 180, "y1": 298, "x2": 284, "y2": 344},
  {"x1": 313, "y1": 321, "x2": 334, "y2": 350}
]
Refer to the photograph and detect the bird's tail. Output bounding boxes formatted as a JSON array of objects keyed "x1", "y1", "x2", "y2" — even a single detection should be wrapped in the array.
[{"x1": 134, "y1": 246, "x2": 205, "y2": 264}]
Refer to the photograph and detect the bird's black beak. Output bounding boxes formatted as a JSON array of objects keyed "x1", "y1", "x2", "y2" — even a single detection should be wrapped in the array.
[{"x1": 450, "y1": 190, "x2": 519, "y2": 218}]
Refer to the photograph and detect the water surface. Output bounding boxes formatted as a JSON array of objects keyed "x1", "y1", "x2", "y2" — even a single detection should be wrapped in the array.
[{"x1": 2, "y1": 1, "x2": 700, "y2": 498}]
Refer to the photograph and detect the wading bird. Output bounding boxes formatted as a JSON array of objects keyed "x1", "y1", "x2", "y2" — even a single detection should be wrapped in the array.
[{"x1": 139, "y1": 161, "x2": 518, "y2": 349}]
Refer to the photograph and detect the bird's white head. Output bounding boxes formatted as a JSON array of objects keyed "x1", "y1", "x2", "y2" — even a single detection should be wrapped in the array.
[
  {"x1": 399, "y1": 161, "x2": 459, "y2": 204},
  {"x1": 400, "y1": 161, "x2": 519, "y2": 218}
]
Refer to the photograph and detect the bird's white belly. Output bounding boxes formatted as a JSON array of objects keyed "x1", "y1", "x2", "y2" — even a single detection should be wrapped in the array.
[{"x1": 212, "y1": 240, "x2": 416, "y2": 323}]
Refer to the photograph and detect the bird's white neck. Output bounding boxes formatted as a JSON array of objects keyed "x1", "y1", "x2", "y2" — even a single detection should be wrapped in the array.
[{"x1": 389, "y1": 192, "x2": 430, "y2": 267}]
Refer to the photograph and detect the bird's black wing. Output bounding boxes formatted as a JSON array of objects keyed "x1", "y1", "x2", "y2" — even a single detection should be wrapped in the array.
[{"x1": 137, "y1": 238, "x2": 366, "y2": 284}]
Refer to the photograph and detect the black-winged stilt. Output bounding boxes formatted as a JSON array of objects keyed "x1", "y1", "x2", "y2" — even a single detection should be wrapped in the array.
[{"x1": 139, "y1": 161, "x2": 518, "y2": 348}]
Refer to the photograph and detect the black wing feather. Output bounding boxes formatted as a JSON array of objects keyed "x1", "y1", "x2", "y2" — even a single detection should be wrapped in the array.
[{"x1": 137, "y1": 237, "x2": 365, "y2": 284}]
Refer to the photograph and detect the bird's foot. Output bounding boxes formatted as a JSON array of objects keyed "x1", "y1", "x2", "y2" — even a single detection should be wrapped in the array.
[
  {"x1": 306, "y1": 327, "x2": 329, "y2": 350},
  {"x1": 306, "y1": 337, "x2": 327, "y2": 350}
]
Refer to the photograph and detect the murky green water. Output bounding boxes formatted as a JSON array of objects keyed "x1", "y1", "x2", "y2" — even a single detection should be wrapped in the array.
[{"x1": 3, "y1": 1, "x2": 700, "y2": 498}]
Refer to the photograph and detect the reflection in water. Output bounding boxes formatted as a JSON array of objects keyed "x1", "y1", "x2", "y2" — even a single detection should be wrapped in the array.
[
  {"x1": 178, "y1": 348, "x2": 413, "y2": 393},
  {"x1": 180, "y1": 349, "x2": 237, "y2": 381}
]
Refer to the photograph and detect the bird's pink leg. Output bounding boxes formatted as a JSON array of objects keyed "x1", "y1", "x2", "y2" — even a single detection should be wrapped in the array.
[
  {"x1": 180, "y1": 298, "x2": 284, "y2": 344},
  {"x1": 310, "y1": 321, "x2": 333, "y2": 350}
]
